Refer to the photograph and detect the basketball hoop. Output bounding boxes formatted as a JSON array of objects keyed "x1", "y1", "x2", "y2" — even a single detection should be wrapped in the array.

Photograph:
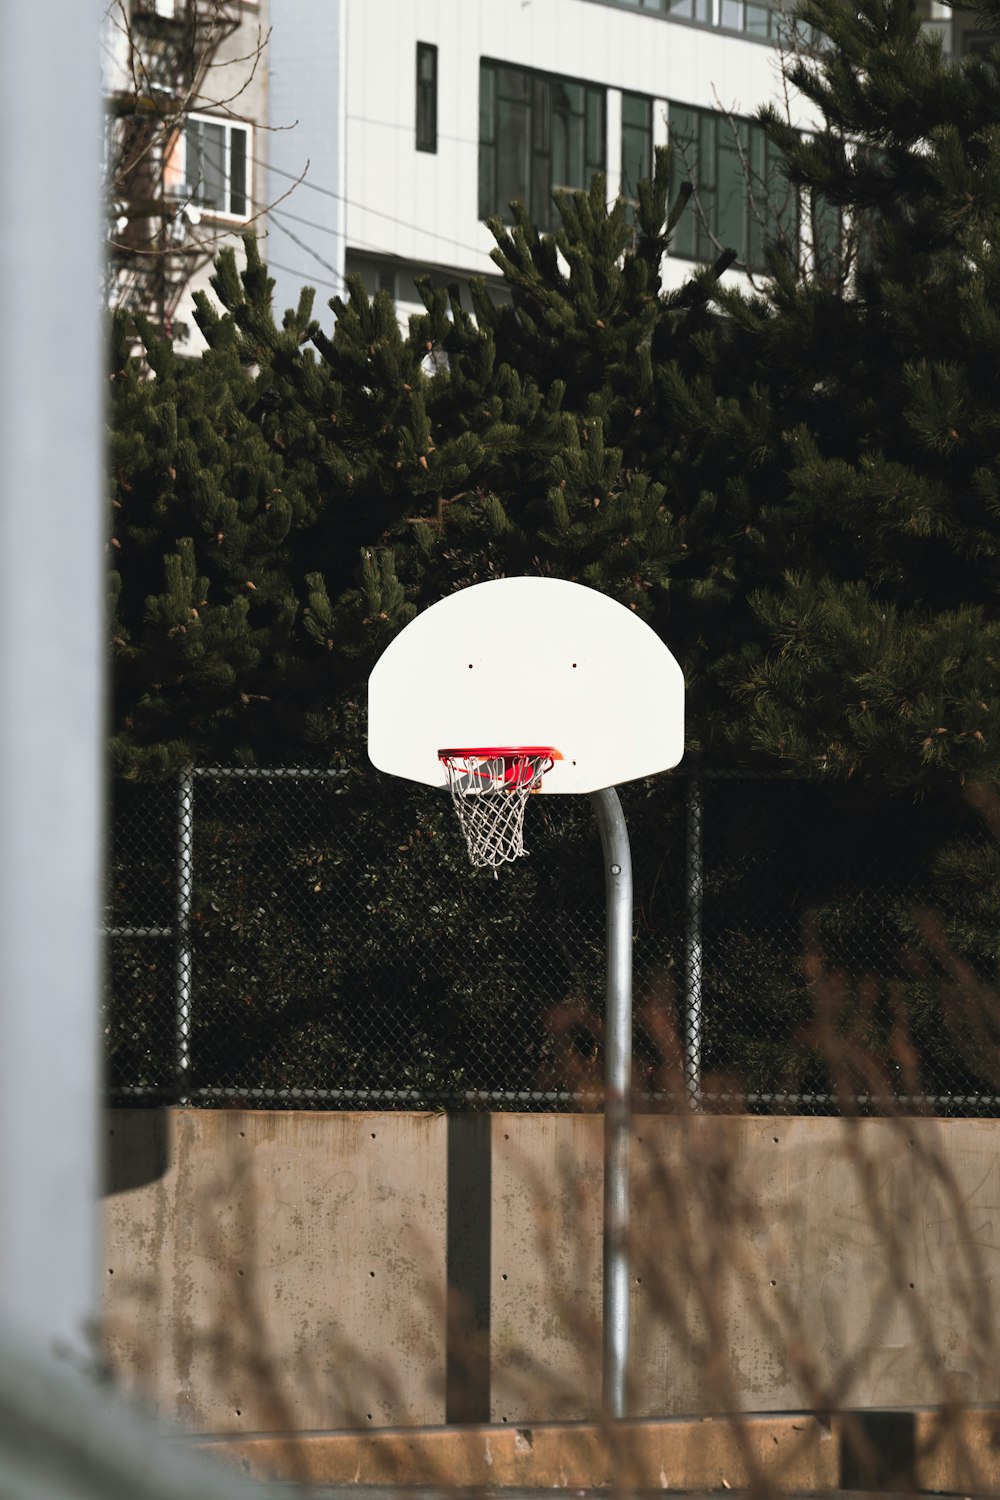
[
  {"x1": 370, "y1": 579, "x2": 687, "y2": 1419},
  {"x1": 438, "y1": 747, "x2": 561, "y2": 870}
]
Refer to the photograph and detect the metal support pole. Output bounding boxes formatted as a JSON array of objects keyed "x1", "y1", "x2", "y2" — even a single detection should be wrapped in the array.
[
  {"x1": 684, "y1": 773, "x2": 704, "y2": 1105},
  {"x1": 176, "y1": 768, "x2": 195, "y2": 1090},
  {"x1": 590, "y1": 786, "x2": 633, "y2": 1420}
]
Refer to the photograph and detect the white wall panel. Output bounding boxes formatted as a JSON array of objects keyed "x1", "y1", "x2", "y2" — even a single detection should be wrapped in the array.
[{"x1": 268, "y1": 0, "x2": 347, "y2": 318}]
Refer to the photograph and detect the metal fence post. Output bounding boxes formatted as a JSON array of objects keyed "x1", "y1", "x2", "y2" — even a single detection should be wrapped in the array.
[
  {"x1": 684, "y1": 773, "x2": 704, "y2": 1105},
  {"x1": 175, "y1": 768, "x2": 195, "y2": 1093},
  {"x1": 590, "y1": 786, "x2": 633, "y2": 1420}
]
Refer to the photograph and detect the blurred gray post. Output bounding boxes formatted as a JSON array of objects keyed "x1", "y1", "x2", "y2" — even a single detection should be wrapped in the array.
[
  {"x1": 590, "y1": 787, "x2": 632, "y2": 1420},
  {"x1": 0, "y1": 0, "x2": 104, "y2": 1358}
]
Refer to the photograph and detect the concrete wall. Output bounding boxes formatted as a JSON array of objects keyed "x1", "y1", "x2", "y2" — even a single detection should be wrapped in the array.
[{"x1": 103, "y1": 1110, "x2": 1000, "y2": 1434}]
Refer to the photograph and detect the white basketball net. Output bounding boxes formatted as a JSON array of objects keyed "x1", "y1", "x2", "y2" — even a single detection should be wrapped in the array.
[{"x1": 440, "y1": 750, "x2": 555, "y2": 871}]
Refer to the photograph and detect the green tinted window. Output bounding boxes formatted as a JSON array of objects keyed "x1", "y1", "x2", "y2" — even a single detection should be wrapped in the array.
[
  {"x1": 416, "y1": 43, "x2": 434, "y2": 152},
  {"x1": 810, "y1": 189, "x2": 842, "y2": 280},
  {"x1": 479, "y1": 60, "x2": 606, "y2": 230},
  {"x1": 479, "y1": 62, "x2": 496, "y2": 144},
  {"x1": 668, "y1": 101, "x2": 799, "y2": 271},
  {"x1": 416, "y1": 43, "x2": 438, "y2": 153},
  {"x1": 229, "y1": 128, "x2": 247, "y2": 216},
  {"x1": 622, "y1": 92, "x2": 649, "y2": 130},
  {"x1": 621, "y1": 92, "x2": 652, "y2": 214},
  {"x1": 667, "y1": 104, "x2": 699, "y2": 259},
  {"x1": 716, "y1": 121, "x2": 746, "y2": 251},
  {"x1": 585, "y1": 88, "x2": 605, "y2": 175}
]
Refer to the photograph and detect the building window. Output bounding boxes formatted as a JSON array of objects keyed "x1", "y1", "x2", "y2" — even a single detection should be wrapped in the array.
[
  {"x1": 667, "y1": 103, "x2": 795, "y2": 271},
  {"x1": 714, "y1": 0, "x2": 792, "y2": 38},
  {"x1": 479, "y1": 60, "x2": 605, "y2": 231},
  {"x1": 664, "y1": 0, "x2": 713, "y2": 23},
  {"x1": 579, "y1": 0, "x2": 808, "y2": 41},
  {"x1": 138, "y1": 0, "x2": 259, "y2": 9},
  {"x1": 620, "y1": 92, "x2": 652, "y2": 215},
  {"x1": 182, "y1": 114, "x2": 250, "y2": 219},
  {"x1": 416, "y1": 42, "x2": 438, "y2": 153}
]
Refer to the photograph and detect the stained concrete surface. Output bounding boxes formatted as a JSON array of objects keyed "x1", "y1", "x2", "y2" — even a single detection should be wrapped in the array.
[
  {"x1": 266, "y1": 1492, "x2": 951, "y2": 1500},
  {"x1": 105, "y1": 1110, "x2": 1000, "y2": 1432}
]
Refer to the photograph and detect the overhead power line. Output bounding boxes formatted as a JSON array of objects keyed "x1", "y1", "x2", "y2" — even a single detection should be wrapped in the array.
[
  {"x1": 266, "y1": 258, "x2": 343, "y2": 292},
  {"x1": 268, "y1": 211, "x2": 346, "y2": 286}
]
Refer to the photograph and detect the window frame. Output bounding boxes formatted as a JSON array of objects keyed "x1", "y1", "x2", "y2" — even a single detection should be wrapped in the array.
[
  {"x1": 135, "y1": 0, "x2": 261, "y2": 14},
  {"x1": 667, "y1": 100, "x2": 797, "y2": 272},
  {"x1": 177, "y1": 111, "x2": 252, "y2": 223},
  {"x1": 416, "y1": 41, "x2": 438, "y2": 153},
  {"x1": 577, "y1": 0, "x2": 811, "y2": 44},
  {"x1": 478, "y1": 59, "x2": 606, "y2": 230},
  {"x1": 620, "y1": 90, "x2": 653, "y2": 217}
]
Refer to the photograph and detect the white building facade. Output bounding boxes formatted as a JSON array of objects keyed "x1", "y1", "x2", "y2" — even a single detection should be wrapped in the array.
[
  {"x1": 263, "y1": 0, "x2": 971, "y2": 330},
  {"x1": 343, "y1": 0, "x2": 809, "y2": 317},
  {"x1": 107, "y1": 0, "x2": 981, "y2": 340},
  {"x1": 266, "y1": 0, "x2": 348, "y2": 323},
  {"x1": 261, "y1": 0, "x2": 980, "y2": 331},
  {"x1": 268, "y1": 0, "x2": 817, "y2": 322}
]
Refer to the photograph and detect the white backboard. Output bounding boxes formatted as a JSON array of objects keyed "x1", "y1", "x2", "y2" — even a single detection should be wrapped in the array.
[{"x1": 367, "y1": 577, "x2": 684, "y2": 793}]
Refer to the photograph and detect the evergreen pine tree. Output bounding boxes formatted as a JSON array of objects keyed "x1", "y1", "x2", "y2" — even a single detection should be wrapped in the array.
[
  {"x1": 109, "y1": 184, "x2": 721, "y2": 770},
  {"x1": 703, "y1": 0, "x2": 1000, "y2": 788}
]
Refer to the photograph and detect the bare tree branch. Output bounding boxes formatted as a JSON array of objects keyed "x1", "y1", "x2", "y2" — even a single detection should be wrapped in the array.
[{"x1": 104, "y1": 0, "x2": 293, "y2": 336}]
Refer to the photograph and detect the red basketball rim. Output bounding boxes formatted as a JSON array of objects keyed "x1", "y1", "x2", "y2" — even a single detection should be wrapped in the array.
[
  {"x1": 438, "y1": 747, "x2": 562, "y2": 793},
  {"x1": 437, "y1": 746, "x2": 563, "y2": 760}
]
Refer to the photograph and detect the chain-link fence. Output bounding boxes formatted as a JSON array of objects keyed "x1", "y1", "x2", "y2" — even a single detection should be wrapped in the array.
[{"x1": 104, "y1": 766, "x2": 1000, "y2": 1114}]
